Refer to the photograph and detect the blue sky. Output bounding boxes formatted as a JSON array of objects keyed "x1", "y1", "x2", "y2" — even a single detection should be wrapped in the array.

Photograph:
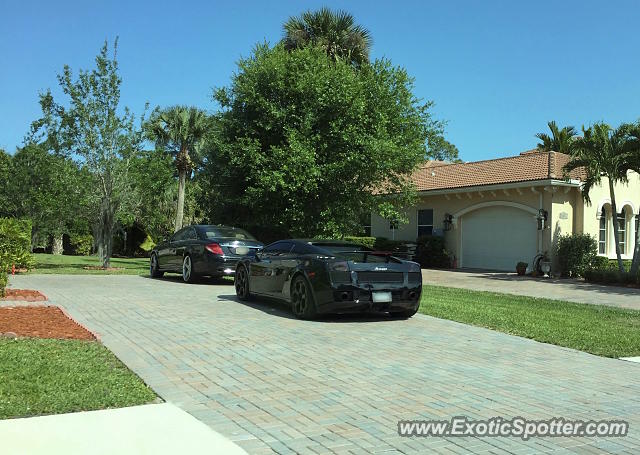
[{"x1": 2, "y1": 0, "x2": 639, "y2": 161}]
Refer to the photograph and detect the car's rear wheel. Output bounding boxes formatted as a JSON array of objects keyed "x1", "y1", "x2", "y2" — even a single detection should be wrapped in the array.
[
  {"x1": 390, "y1": 307, "x2": 419, "y2": 319},
  {"x1": 235, "y1": 265, "x2": 251, "y2": 300},
  {"x1": 291, "y1": 275, "x2": 317, "y2": 320},
  {"x1": 150, "y1": 254, "x2": 164, "y2": 278},
  {"x1": 182, "y1": 255, "x2": 197, "y2": 283}
]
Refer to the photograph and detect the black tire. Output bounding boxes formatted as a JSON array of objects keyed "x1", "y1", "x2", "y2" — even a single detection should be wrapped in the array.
[
  {"x1": 150, "y1": 253, "x2": 164, "y2": 278},
  {"x1": 235, "y1": 265, "x2": 251, "y2": 300},
  {"x1": 290, "y1": 275, "x2": 317, "y2": 320},
  {"x1": 391, "y1": 307, "x2": 419, "y2": 319},
  {"x1": 182, "y1": 255, "x2": 198, "y2": 283}
]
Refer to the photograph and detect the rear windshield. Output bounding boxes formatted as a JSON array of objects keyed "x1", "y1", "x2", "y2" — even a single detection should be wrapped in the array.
[
  {"x1": 200, "y1": 226, "x2": 256, "y2": 240},
  {"x1": 313, "y1": 243, "x2": 393, "y2": 263}
]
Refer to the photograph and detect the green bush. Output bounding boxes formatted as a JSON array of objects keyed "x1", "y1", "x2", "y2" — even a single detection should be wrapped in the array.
[
  {"x1": 0, "y1": 218, "x2": 34, "y2": 269},
  {"x1": 138, "y1": 234, "x2": 156, "y2": 253},
  {"x1": 0, "y1": 270, "x2": 6, "y2": 298},
  {"x1": 556, "y1": 234, "x2": 598, "y2": 278},
  {"x1": 584, "y1": 257, "x2": 639, "y2": 285},
  {"x1": 342, "y1": 236, "x2": 376, "y2": 249},
  {"x1": 415, "y1": 235, "x2": 451, "y2": 268},
  {"x1": 0, "y1": 218, "x2": 34, "y2": 296},
  {"x1": 70, "y1": 234, "x2": 93, "y2": 256},
  {"x1": 373, "y1": 238, "x2": 409, "y2": 253}
]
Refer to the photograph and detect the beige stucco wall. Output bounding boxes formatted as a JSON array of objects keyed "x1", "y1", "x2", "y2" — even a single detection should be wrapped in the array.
[{"x1": 578, "y1": 171, "x2": 640, "y2": 259}]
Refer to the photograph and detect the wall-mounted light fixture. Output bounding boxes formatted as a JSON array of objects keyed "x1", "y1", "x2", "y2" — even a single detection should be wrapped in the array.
[
  {"x1": 443, "y1": 214, "x2": 453, "y2": 232},
  {"x1": 537, "y1": 209, "x2": 548, "y2": 231}
]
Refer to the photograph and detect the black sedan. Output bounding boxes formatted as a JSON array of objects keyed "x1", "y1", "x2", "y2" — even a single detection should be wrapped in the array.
[
  {"x1": 234, "y1": 239, "x2": 422, "y2": 319},
  {"x1": 150, "y1": 225, "x2": 263, "y2": 282}
]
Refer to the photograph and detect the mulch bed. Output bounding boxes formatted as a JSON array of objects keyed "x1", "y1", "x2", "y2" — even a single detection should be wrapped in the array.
[
  {"x1": 0, "y1": 306, "x2": 96, "y2": 340},
  {"x1": 1, "y1": 289, "x2": 48, "y2": 302}
]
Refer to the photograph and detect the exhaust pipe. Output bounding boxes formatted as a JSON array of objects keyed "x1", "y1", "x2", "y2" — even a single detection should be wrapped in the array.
[
  {"x1": 341, "y1": 292, "x2": 350, "y2": 301},
  {"x1": 409, "y1": 291, "x2": 417, "y2": 300}
]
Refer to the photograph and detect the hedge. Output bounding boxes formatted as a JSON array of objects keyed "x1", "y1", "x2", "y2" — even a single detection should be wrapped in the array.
[
  {"x1": 556, "y1": 234, "x2": 598, "y2": 278},
  {"x1": 0, "y1": 218, "x2": 34, "y2": 296},
  {"x1": 414, "y1": 235, "x2": 451, "y2": 268},
  {"x1": 584, "y1": 255, "x2": 637, "y2": 285},
  {"x1": 342, "y1": 236, "x2": 376, "y2": 249},
  {"x1": 70, "y1": 234, "x2": 94, "y2": 256}
]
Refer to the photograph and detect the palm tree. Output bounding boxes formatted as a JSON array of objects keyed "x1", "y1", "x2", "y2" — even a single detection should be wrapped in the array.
[
  {"x1": 283, "y1": 7, "x2": 373, "y2": 66},
  {"x1": 621, "y1": 123, "x2": 640, "y2": 275},
  {"x1": 563, "y1": 123, "x2": 633, "y2": 273},
  {"x1": 146, "y1": 106, "x2": 209, "y2": 232},
  {"x1": 536, "y1": 121, "x2": 578, "y2": 154}
]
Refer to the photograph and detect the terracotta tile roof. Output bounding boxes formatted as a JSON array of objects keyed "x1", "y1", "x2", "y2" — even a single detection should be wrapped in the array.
[{"x1": 411, "y1": 151, "x2": 585, "y2": 192}]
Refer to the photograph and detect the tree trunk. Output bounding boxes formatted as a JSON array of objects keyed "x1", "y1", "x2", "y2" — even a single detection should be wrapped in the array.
[
  {"x1": 631, "y1": 217, "x2": 640, "y2": 277},
  {"x1": 608, "y1": 180, "x2": 625, "y2": 273},
  {"x1": 96, "y1": 197, "x2": 115, "y2": 268},
  {"x1": 175, "y1": 168, "x2": 187, "y2": 232},
  {"x1": 51, "y1": 234, "x2": 63, "y2": 255}
]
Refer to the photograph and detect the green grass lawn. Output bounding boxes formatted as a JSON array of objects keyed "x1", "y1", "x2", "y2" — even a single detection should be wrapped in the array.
[
  {"x1": 419, "y1": 285, "x2": 640, "y2": 358},
  {"x1": 0, "y1": 339, "x2": 157, "y2": 419},
  {"x1": 29, "y1": 253, "x2": 148, "y2": 275}
]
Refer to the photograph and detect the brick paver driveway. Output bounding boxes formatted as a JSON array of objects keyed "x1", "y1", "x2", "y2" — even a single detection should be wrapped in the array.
[{"x1": 9, "y1": 274, "x2": 640, "y2": 454}]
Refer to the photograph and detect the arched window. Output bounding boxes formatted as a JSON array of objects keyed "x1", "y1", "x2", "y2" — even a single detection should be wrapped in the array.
[
  {"x1": 599, "y1": 207, "x2": 607, "y2": 254},
  {"x1": 617, "y1": 209, "x2": 627, "y2": 255}
]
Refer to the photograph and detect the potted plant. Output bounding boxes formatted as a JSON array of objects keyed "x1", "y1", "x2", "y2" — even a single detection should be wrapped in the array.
[
  {"x1": 540, "y1": 252, "x2": 552, "y2": 278},
  {"x1": 516, "y1": 262, "x2": 528, "y2": 276}
]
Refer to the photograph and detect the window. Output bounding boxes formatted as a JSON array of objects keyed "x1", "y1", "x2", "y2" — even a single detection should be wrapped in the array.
[
  {"x1": 172, "y1": 228, "x2": 189, "y2": 242},
  {"x1": 617, "y1": 212, "x2": 626, "y2": 254},
  {"x1": 262, "y1": 241, "x2": 294, "y2": 255},
  {"x1": 417, "y1": 209, "x2": 433, "y2": 237},
  {"x1": 598, "y1": 208, "x2": 607, "y2": 254}
]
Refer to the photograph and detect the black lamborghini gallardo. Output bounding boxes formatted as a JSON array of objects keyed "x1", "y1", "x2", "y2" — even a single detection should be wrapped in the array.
[{"x1": 234, "y1": 239, "x2": 422, "y2": 319}]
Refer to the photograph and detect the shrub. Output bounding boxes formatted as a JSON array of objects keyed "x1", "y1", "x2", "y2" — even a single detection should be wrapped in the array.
[
  {"x1": 373, "y1": 238, "x2": 409, "y2": 252},
  {"x1": 0, "y1": 218, "x2": 34, "y2": 269},
  {"x1": 556, "y1": 234, "x2": 598, "y2": 278},
  {"x1": 415, "y1": 235, "x2": 451, "y2": 268},
  {"x1": 343, "y1": 236, "x2": 376, "y2": 249},
  {"x1": 0, "y1": 218, "x2": 34, "y2": 296},
  {"x1": 70, "y1": 234, "x2": 93, "y2": 256},
  {"x1": 138, "y1": 234, "x2": 156, "y2": 253}
]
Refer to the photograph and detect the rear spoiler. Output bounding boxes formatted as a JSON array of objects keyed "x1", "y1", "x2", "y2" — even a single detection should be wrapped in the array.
[{"x1": 338, "y1": 250, "x2": 399, "y2": 263}]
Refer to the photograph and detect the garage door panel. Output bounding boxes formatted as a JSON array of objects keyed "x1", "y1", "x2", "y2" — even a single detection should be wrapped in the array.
[{"x1": 461, "y1": 206, "x2": 537, "y2": 271}]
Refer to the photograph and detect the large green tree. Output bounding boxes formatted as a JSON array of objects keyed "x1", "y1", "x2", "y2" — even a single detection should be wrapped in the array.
[
  {"x1": 564, "y1": 123, "x2": 635, "y2": 273},
  {"x1": 29, "y1": 40, "x2": 145, "y2": 267},
  {"x1": 205, "y1": 44, "x2": 446, "y2": 236},
  {"x1": 9, "y1": 144, "x2": 88, "y2": 253},
  {"x1": 145, "y1": 106, "x2": 209, "y2": 232},
  {"x1": 536, "y1": 121, "x2": 578, "y2": 154},
  {"x1": 283, "y1": 7, "x2": 373, "y2": 66},
  {"x1": 0, "y1": 150, "x2": 13, "y2": 217}
]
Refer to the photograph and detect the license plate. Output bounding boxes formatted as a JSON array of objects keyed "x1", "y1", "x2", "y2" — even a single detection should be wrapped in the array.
[
  {"x1": 234, "y1": 247, "x2": 249, "y2": 255},
  {"x1": 372, "y1": 291, "x2": 392, "y2": 303}
]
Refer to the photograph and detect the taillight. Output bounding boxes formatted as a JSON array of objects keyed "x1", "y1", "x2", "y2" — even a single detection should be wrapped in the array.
[{"x1": 205, "y1": 243, "x2": 224, "y2": 255}]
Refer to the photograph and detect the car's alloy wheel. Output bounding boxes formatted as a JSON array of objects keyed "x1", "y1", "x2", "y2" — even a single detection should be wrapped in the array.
[
  {"x1": 235, "y1": 265, "x2": 250, "y2": 300},
  {"x1": 150, "y1": 254, "x2": 163, "y2": 278},
  {"x1": 291, "y1": 276, "x2": 317, "y2": 320},
  {"x1": 182, "y1": 255, "x2": 194, "y2": 283}
]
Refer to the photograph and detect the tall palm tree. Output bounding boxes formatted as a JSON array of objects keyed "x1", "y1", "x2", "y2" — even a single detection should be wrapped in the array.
[
  {"x1": 536, "y1": 121, "x2": 578, "y2": 154},
  {"x1": 146, "y1": 106, "x2": 209, "y2": 232},
  {"x1": 621, "y1": 123, "x2": 640, "y2": 275},
  {"x1": 563, "y1": 123, "x2": 633, "y2": 272},
  {"x1": 283, "y1": 7, "x2": 373, "y2": 66}
]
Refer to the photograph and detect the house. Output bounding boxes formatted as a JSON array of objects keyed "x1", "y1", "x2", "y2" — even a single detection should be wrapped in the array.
[{"x1": 370, "y1": 150, "x2": 640, "y2": 272}]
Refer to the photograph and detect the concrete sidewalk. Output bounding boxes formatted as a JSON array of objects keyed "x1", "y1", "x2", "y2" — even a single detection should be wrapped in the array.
[
  {"x1": 422, "y1": 269, "x2": 640, "y2": 309},
  {"x1": 0, "y1": 403, "x2": 246, "y2": 455}
]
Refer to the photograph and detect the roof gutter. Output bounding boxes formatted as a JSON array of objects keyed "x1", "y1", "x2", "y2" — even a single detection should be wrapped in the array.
[{"x1": 415, "y1": 179, "x2": 580, "y2": 196}]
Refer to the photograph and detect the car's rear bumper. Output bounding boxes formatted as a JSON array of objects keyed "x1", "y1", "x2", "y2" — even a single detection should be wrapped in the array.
[
  {"x1": 198, "y1": 254, "x2": 243, "y2": 276},
  {"x1": 314, "y1": 283, "x2": 422, "y2": 314}
]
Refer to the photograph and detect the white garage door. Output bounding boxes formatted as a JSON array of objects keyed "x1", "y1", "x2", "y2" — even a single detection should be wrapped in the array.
[{"x1": 461, "y1": 206, "x2": 537, "y2": 271}]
